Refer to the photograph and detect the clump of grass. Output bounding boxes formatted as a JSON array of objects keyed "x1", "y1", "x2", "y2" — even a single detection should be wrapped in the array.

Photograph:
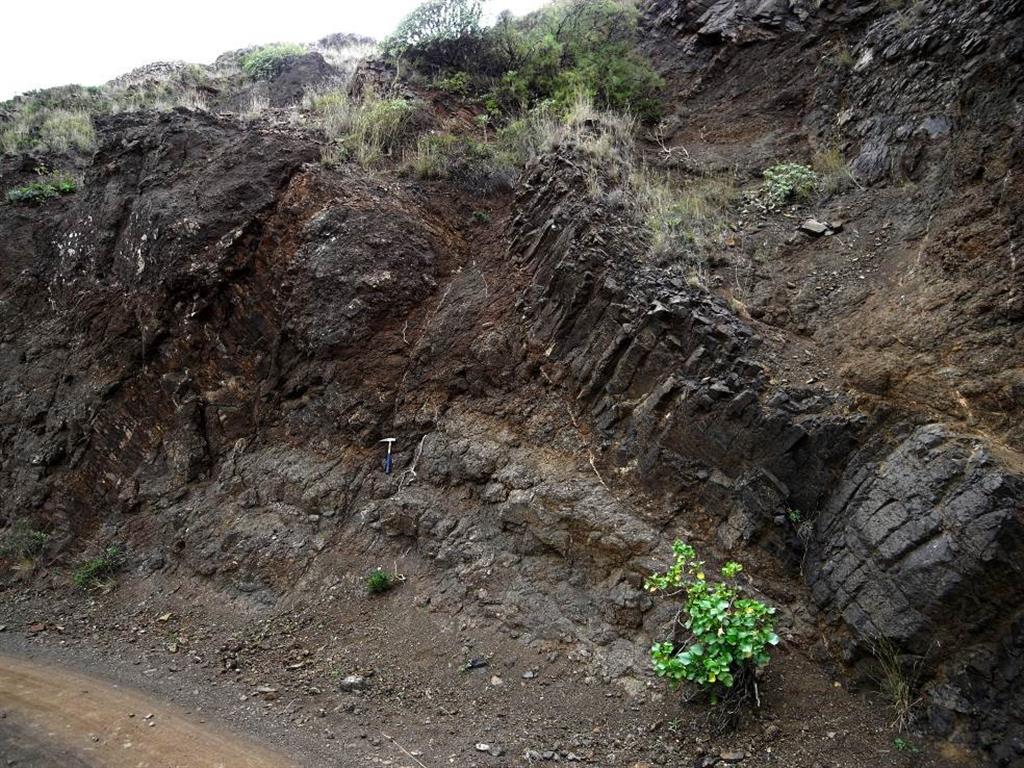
[
  {"x1": 303, "y1": 84, "x2": 352, "y2": 135},
  {"x1": 366, "y1": 568, "x2": 395, "y2": 594},
  {"x1": 6, "y1": 167, "x2": 78, "y2": 205},
  {"x1": 631, "y1": 169, "x2": 738, "y2": 284},
  {"x1": 545, "y1": 92, "x2": 636, "y2": 163},
  {"x1": 401, "y1": 131, "x2": 516, "y2": 193},
  {"x1": 0, "y1": 108, "x2": 95, "y2": 156},
  {"x1": 0, "y1": 521, "x2": 49, "y2": 561},
  {"x1": 831, "y1": 41, "x2": 856, "y2": 69},
  {"x1": 872, "y1": 638, "x2": 923, "y2": 732},
  {"x1": 37, "y1": 110, "x2": 96, "y2": 153},
  {"x1": 240, "y1": 43, "x2": 307, "y2": 80},
  {"x1": 0, "y1": 122, "x2": 31, "y2": 155},
  {"x1": 306, "y1": 85, "x2": 420, "y2": 167},
  {"x1": 242, "y1": 93, "x2": 270, "y2": 121},
  {"x1": 435, "y1": 71, "x2": 472, "y2": 96},
  {"x1": 813, "y1": 147, "x2": 858, "y2": 195},
  {"x1": 404, "y1": 132, "x2": 460, "y2": 179},
  {"x1": 73, "y1": 545, "x2": 126, "y2": 590}
]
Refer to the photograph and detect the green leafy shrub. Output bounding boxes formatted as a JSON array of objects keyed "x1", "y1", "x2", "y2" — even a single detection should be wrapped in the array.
[
  {"x1": 759, "y1": 163, "x2": 818, "y2": 209},
  {"x1": 0, "y1": 521, "x2": 49, "y2": 561},
  {"x1": 646, "y1": 541, "x2": 778, "y2": 695},
  {"x1": 366, "y1": 568, "x2": 395, "y2": 594},
  {"x1": 436, "y1": 71, "x2": 472, "y2": 95},
  {"x1": 241, "y1": 43, "x2": 307, "y2": 80},
  {"x1": 6, "y1": 167, "x2": 78, "y2": 205},
  {"x1": 73, "y1": 545, "x2": 126, "y2": 589},
  {"x1": 383, "y1": 0, "x2": 486, "y2": 71},
  {"x1": 384, "y1": 0, "x2": 663, "y2": 122},
  {"x1": 484, "y1": 0, "x2": 663, "y2": 121}
]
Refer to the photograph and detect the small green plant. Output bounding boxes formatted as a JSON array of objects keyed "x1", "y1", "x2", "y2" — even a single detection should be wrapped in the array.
[
  {"x1": 366, "y1": 568, "x2": 395, "y2": 594},
  {"x1": 73, "y1": 545, "x2": 126, "y2": 590},
  {"x1": 0, "y1": 521, "x2": 49, "y2": 561},
  {"x1": 759, "y1": 163, "x2": 818, "y2": 209},
  {"x1": 646, "y1": 541, "x2": 778, "y2": 701},
  {"x1": 893, "y1": 737, "x2": 921, "y2": 754},
  {"x1": 471, "y1": 209, "x2": 491, "y2": 224},
  {"x1": 6, "y1": 167, "x2": 78, "y2": 205},
  {"x1": 786, "y1": 509, "x2": 802, "y2": 524},
  {"x1": 240, "y1": 43, "x2": 307, "y2": 80},
  {"x1": 761, "y1": 163, "x2": 817, "y2": 205}
]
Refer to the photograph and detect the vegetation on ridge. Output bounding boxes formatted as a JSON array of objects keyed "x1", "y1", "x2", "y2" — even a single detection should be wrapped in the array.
[
  {"x1": 384, "y1": 0, "x2": 663, "y2": 121},
  {"x1": 240, "y1": 43, "x2": 308, "y2": 80}
]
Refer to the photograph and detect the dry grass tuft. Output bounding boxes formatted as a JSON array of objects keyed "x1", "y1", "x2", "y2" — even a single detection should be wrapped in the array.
[
  {"x1": 813, "y1": 146, "x2": 859, "y2": 195},
  {"x1": 631, "y1": 169, "x2": 739, "y2": 285},
  {"x1": 872, "y1": 638, "x2": 923, "y2": 732},
  {"x1": 304, "y1": 84, "x2": 420, "y2": 167}
]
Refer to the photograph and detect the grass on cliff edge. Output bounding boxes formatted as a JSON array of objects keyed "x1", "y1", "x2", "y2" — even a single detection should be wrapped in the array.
[
  {"x1": 0, "y1": 108, "x2": 95, "y2": 156},
  {"x1": 305, "y1": 85, "x2": 421, "y2": 167}
]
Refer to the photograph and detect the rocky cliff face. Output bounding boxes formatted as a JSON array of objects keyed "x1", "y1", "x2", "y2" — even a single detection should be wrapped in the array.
[
  {"x1": 637, "y1": 0, "x2": 1024, "y2": 758},
  {"x1": 1, "y1": 0, "x2": 1023, "y2": 763}
]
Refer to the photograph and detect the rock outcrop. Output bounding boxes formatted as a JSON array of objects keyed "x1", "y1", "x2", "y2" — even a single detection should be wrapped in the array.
[
  {"x1": 508, "y1": 120, "x2": 1024, "y2": 758},
  {"x1": 2, "y1": 1, "x2": 1023, "y2": 761}
]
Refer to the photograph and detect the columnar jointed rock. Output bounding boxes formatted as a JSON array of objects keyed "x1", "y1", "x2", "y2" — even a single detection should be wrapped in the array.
[
  {"x1": 806, "y1": 425, "x2": 1024, "y2": 751},
  {"x1": 508, "y1": 136, "x2": 1024, "y2": 757},
  {"x1": 808, "y1": 425, "x2": 1024, "y2": 653},
  {"x1": 509, "y1": 149, "x2": 861, "y2": 514}
]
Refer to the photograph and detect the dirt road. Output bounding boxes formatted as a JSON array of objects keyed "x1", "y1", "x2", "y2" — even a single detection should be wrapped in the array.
[{"x1": 0, "y1": 654, "x2": 296, "y2": 768}]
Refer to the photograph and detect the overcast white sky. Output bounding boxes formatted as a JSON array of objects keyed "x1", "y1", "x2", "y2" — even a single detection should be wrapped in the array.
[{"x1": 0, "y1": 0, "x2": 547, "y2": 100}]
